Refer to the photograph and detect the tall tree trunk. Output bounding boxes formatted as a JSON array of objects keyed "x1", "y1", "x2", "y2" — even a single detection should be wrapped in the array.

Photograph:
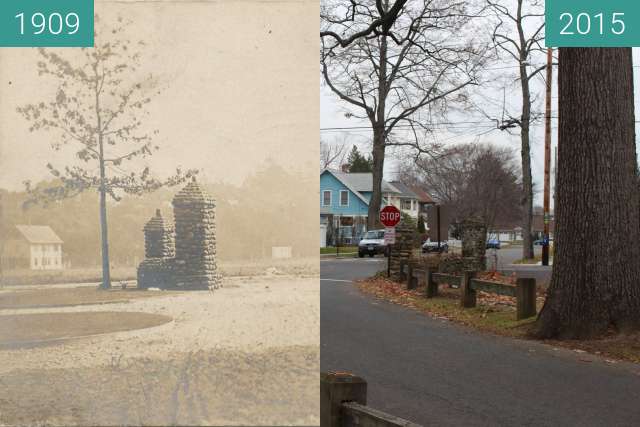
[
  {"x1": 368, "y1": 129, "x2": 386, "y2": 229},
  {"x1": 367, "y1": 22, "x2": 388, "y2": 230},
  {"x1": 520, "y1": 84, "x2": 534, "y2": 260},
  {"x1": 535, "y1": 48, "x2": 640, "y2": 339},
  {"x1": 96, "y1": 87, "x2": 111, "y2": 290},
  {"x1": 517, "y1": 0, "x2": 534, "y2": 260},
  {"x1": 98, "y1": 179, "x2": 112, "y2": 290}
]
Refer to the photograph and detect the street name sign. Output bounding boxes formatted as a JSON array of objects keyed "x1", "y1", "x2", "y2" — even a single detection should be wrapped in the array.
[{"x1": 384, "y1": 227, "x2": 396, "y2": 245}]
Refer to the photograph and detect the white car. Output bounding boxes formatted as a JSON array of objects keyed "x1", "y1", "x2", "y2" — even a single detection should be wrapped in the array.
[
  {"x1": 358, "y1": 230, "x2": 387, "y2": 257},
  {"x1": 422, "y1": 239, "x2": 448, "y2": 253}
]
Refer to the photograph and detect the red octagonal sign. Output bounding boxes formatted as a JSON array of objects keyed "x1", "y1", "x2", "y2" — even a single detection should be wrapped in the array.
[{"x1": 380, "y1": 205, "x2": 401, "y2": 227}]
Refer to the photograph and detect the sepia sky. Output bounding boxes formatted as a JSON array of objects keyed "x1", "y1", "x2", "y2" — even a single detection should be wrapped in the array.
[{"x1": 0, "y1": 0, "x2": 319, "y2": 191}]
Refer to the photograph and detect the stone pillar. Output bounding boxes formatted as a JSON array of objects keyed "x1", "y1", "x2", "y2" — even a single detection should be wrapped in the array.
[
  {"x1": 137, "y1": 209, "x2": 175, "y2": 289},
  {"x1": 143, "y1": 209, "x2": 175, "y2": 259},
  {"x1": 389, "y1": 220, "x2": 420, "y2": 280},
  {"x1": 172, "y1": 178, "x2": 221, "y2": 290},
  {"x1": 460, "y1": 219, "x2": 487, "y2": 271}
]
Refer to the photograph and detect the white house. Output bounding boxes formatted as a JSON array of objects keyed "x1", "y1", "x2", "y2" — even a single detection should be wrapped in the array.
[{"x1": 2, "y1": 225, "x2": 64, "y2": 270}]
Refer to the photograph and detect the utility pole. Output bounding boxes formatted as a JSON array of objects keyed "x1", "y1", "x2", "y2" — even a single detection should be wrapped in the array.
[{"x1": 542, "y1": 48, "x2": 553, "y2": 266}]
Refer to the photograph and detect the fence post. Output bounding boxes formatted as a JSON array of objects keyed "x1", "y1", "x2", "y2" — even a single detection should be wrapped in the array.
[
  {"x1": 425, "y1": 267, "x2": 437, "y2": 298},
  {"x1": 516, "y1": 278, "x2": 537, "y2": 320},
  {"x1": 407, "y1": 263, "x2": 417, "y2": 289},
  {"x1": 460, "y1": 270, "x2": 477, "y2": 308},
  {"x1": 321, "y1": 372, "x2": 367, "y2": 427}
]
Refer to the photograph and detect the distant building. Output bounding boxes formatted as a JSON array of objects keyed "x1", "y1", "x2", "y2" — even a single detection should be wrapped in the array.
[
  {"x1": 2, "y1": 225, "x2": 64, "y2": 270},
  {"x1": 319, "y1": 170, "x2": 433, "y2": 245}
]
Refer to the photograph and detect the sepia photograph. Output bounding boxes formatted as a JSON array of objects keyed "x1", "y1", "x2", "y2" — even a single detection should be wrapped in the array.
[{"x1": 0, "y1": 0, "x2": 319, "y2": 425}]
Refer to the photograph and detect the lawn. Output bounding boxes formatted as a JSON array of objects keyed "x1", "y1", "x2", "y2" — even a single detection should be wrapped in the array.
[
  {"x1": 320, "y1": 246, "x2": 358, "y2": 255},
  {"x1": 0, "y1": 311, "x2": 172, "y2": 348},
  {"x1": 0, "y1": 287, "x2": 175, "y2": 309},
  {"x1": 1, "y1": 257, "x2": 320, "y2": 286}
]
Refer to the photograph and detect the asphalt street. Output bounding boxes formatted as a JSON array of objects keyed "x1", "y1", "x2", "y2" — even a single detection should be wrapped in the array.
[
  {"x1": 321, "y1": 258, "x2": 640, "y2": 426},
  {"x1": 490, "y1": 245, "x2": 552, "y2": 284}
]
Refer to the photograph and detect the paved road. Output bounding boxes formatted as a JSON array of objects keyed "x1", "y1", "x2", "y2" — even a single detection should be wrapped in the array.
[
  {"x1": 321, "y1": 258, "x2": 640, "y2": 426},
  {"x1": 491, "y1": 246, "x2": 552, "y2": 284}
]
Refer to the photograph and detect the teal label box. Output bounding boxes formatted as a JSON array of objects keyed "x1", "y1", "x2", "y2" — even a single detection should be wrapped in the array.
[
  {"x1": 0, "y1": 0, "x2": 93, "y2": 47},
  {"x1": 546, "y1": 1, "x2": 639, "y2": 47}
]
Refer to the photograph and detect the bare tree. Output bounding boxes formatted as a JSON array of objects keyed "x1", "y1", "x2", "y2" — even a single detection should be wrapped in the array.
[
  {"x1": 17, "y1": 21, "x2": 196, "y2": 289},
  {"x1": 321, "y1": 0, "x2": 486, "y2": 229},
  {"x1": 485, "y1": 0, "x2": 545, "y2": 259},
  {"x1": 403, "y1": 143, "x2": 521, "y2": 230},
  {"x1": 320, "y1": 139, "x2": 348, "y2": 170},
  {"x1": 320, "y1": 0, "x2": 409, "y2": 48}
]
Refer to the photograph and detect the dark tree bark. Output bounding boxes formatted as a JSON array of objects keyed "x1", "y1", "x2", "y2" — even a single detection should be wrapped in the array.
[
  {"x1": 535, "y1": 48, "x2": 640, "y2": 339},
  {"x1": 369, "y1": 129, "x2": 386, "y2": 229},
  {"x1": 519, "y1": 59, "x2": 534, "y2": 260}
]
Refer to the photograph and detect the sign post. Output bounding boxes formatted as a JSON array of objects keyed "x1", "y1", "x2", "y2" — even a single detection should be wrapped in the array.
[{"x1": 380, "y1": 206, "x2": 401, "y2": 278}]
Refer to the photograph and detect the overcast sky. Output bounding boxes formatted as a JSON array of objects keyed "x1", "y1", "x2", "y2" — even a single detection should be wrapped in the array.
[{"x1": 321, "y1": 49, "x2": 640, "y2": 208}]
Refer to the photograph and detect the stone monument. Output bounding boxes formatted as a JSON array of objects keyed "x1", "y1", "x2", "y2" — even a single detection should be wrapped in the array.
[{"x1": 136, "y1": 178, "x2": 221, "y2": 290}]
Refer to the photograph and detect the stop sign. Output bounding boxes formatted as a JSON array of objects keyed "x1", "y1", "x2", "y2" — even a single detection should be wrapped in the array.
[{"x1": 380, "y1": 205, "x2": 401, "y2": 227}]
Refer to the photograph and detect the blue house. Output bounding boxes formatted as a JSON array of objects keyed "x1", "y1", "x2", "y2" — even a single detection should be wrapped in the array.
[{"x1": 320, "y1": 169, "x2": 401, "y2": 245}]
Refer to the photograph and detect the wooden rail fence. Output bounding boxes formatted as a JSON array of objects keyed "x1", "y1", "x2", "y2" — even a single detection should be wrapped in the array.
[
  {"x1": 399, "y1": 260, "x2": 537, "y2": 320},
  {"x1": 321, "y1": 372, "x2": 422, "y2": 427}
]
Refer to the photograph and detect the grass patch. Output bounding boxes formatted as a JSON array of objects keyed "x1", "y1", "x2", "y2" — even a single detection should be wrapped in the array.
[
  {"x1": 0, "y1": 287, "x2": 177, "y2": 309},
  {"x1": 358, "y1": 278, "x2": 536, "y2": 338},
  {"x1": 513, "y1": 257, "x2": 542, "y2": 265},
  {"x1": 0, "y1": 267, "x2": 137, "y2": 287},
  {"x1": 320, "y1": 246, "x2": 358, "y2": 255},
  {"x1": 1, "y1": 257, "x2": 320, "y2": 286},
  {"x1": 0, "y1": 311, "x2": 172, "y2": 348}
]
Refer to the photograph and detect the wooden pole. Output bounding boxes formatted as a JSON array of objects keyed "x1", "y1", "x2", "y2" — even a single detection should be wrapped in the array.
[
  {"x1": 320, "y1": 372, "x2": 367, "y2": 427},
  {"x1": 542, "y1": 48, "x2": 553, "y2": 266},
  {"x1": 516, "y1": 278, "x2": 537, "y2": 320}
]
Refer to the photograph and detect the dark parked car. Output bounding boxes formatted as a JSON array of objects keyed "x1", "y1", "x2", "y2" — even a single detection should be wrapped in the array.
[
  {"x1": 358, "y1": 230, "x2": 387, "y2": 258},
  {"x1": 486, "y1": 238, "x2": 501, "y2": 249},
  {"x1": 534, "y1": 238, "x2": 553, "y2": 246}
]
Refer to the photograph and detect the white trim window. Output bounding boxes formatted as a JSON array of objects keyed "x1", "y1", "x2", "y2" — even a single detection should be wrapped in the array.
[
  {"x1": 340, "y1": 190, "x2": 349, "y2": 206},
  {"x1": 322, "y1": 190, "x2": 332, "y2": 206}
]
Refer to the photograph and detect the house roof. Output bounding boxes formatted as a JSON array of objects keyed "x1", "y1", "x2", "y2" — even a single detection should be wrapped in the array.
[
  {"x1": 324, "y1": 170, "x2": 400, "y2": 193},
  {"x1": 321, "y1": 170, "x2": 401, "y2": 206},
  {"x1": 407, "y1": 185, "x2": 435, "y2": 204},
  {"x1": 15, "y1": 225, "x2": 63, "y2": 244},
  {"x1": 389, "y1": 181, "x2": 419, "y2": 199}
]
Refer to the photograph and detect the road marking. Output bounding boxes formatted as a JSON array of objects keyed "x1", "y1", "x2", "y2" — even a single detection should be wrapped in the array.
[{"x1": 320, "y1": 279, "x2": 353, "y2": 283}]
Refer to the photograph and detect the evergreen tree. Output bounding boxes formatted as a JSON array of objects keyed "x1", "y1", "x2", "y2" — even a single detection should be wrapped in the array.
[
  {"x1": 417, "y1": 216, "x2": 426, "y2": 234},
  {"x1": 346, "y1": 145, "x2": 373, "y2": 173}
]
